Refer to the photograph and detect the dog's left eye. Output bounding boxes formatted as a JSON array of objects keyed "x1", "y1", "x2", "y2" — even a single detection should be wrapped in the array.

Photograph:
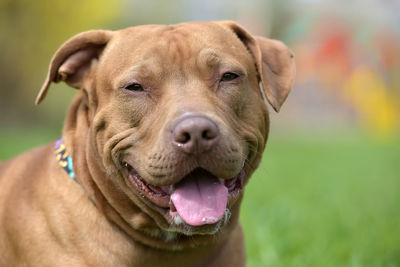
[
  {"x1": 220, "y1": 72, "x2": 239, "y2": 82},
  {"x1": 124, "y1": 83, "x2": 144, "y2": 91}
]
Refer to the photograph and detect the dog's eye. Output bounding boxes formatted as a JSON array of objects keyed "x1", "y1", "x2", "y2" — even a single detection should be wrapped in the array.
[
  {"x1": 220, "y1": 72, "x2": 239, "y2": 82},
  {"x1": 124, "y1": 83, "x2": 144, "y2": 91}
]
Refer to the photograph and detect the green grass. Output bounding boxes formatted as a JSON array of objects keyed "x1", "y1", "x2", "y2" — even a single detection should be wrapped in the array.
[
  {"x1": 1, "y1": 129, "x2": 399, "y2": 266},
  {"x1": 0, "y1": 127, "x2": 61, "y2": 160},
  {"x1": 242, "y1": 133, "x2": 400, "y2": 267}
]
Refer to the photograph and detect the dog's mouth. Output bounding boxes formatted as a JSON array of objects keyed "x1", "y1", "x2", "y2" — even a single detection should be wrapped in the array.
[{"x1": 122, "y1": 162, "x2": 244, "y2": 227}]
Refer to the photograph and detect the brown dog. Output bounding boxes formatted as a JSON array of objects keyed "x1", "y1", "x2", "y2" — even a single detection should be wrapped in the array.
[{"x1": 0, "y1": 21, "x2": 294, "y2": 266}]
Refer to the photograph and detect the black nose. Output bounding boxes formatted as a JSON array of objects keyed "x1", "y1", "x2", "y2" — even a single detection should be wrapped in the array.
[{"x1": 171, "y1": 115, "x2": 219, "y2": 154}]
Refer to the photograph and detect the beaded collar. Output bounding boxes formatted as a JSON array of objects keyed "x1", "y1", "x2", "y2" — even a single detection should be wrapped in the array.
[{"x1": 55, "y1": 138, "x2": 76, "y2": 180}]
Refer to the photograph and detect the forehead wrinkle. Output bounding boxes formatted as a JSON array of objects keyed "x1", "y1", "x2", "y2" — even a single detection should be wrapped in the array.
[
  {"x1": 197, "y1": 49, "x2": 246, "y2": 75},
  {"x1": 160, "y1": 27, "x2": 194, "y2": 73},
  {"x1": 116, "y1": 57, "x2": 164, "y2": 89},
  {"x1": 198, "y1": 49, "x2": 222, "y2": 68},
  {"x1": 127, "y1": 64, "x2": 152, "y2": 79}
]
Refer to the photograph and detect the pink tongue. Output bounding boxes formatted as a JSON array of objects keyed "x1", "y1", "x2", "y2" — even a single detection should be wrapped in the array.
[{"x1": 170, "y1": 172, "x2": 228, "y2": 226}]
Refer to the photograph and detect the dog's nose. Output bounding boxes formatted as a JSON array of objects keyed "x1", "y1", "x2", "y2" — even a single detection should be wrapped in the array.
[{"x1": 172, "y1": 115, "x2": 219, "y2": 154}]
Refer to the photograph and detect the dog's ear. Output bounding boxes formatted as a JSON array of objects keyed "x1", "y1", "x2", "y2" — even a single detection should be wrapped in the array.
[
  {"x1": 35, "y1": 30, "x2": 113, "y2": 104},
  {"x1": 218, "y1": 21, "x2": 295, "y2": 112}
]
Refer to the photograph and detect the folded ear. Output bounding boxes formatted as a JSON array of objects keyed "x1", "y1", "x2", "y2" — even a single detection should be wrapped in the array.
[
  {"x1": 35, "y1": 30, "x2": 113, "y2": 104},
  {"x1": 218, "y1": 21, "x2": 295, "y2": 112}
]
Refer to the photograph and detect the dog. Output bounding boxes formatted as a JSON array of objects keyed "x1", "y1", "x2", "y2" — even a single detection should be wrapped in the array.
[{"x1": 0, "y1": 21, "x2": 294, "y2": 266}]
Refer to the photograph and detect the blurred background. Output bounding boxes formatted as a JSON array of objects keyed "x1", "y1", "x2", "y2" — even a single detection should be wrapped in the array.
[{"x1": 0, "y1": 0, "x2": 399, "y2": 266}]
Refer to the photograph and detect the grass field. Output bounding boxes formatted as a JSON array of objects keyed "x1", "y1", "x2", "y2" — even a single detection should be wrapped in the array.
[{"x1": 1, "y1": 129, "x2": 399, "y2": 266}]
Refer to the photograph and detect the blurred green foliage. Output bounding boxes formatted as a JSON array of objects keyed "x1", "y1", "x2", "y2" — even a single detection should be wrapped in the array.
[{"x1": 0, "y1": 0, "x2": 121, "y2": 126}]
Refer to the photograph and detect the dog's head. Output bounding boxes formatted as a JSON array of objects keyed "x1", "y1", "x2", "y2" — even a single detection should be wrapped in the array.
[{"x1": 37, "y1": 21, "x2": 294, "y2": 248}]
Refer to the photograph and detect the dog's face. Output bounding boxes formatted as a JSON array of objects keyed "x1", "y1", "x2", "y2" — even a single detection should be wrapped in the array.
[
  {"x1": 37, "y1": 21, "x2": 294, "y2": 244},
  {"x1": 96, "y1": 23, "x2": 264, "y2": 235}
]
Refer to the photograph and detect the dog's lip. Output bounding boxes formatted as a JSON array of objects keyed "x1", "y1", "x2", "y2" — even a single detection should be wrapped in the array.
[
  {"x1": 123, "y1": 162, "x2": 171, "y2": 208},
  {"x1": 122, "y1": 162, "x2": 245, "y2": 215}
]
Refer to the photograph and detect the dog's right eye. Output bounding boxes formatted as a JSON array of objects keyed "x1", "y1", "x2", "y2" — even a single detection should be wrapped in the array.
[{"x1": 124, "y1": 83, "x2": 144, "y2": 92}]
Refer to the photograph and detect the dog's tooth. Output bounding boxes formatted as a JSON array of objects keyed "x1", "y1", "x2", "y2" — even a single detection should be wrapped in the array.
[
  {"x1": 201, "y1": 217, "x2": 218, "y2": 224},
  {"x1": 173, "y1": 215, "x2": 184, "y2": 225}
]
